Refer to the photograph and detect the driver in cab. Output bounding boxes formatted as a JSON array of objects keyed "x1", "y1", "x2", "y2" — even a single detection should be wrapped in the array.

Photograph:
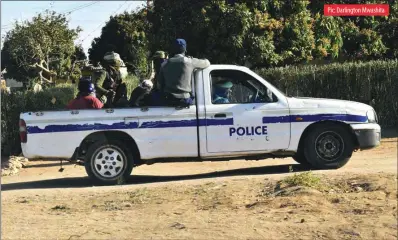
[{"x1": 212, "y1": 80, "x2": 233, "y2": 104}]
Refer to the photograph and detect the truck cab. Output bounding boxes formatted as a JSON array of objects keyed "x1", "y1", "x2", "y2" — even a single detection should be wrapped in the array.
[{"x1": 20, "y1": 65, "x2": 381, "y2": 184}]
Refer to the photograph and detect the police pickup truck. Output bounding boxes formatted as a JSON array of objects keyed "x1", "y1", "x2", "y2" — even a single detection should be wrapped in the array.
[{"x1": 19, "y1": 65, "x2": 381, "y2": 184}]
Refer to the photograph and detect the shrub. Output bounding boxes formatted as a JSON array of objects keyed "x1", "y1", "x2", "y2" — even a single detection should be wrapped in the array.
[
  {"x1": 255, "y1": 59, "x2": 398, "y2": 127},
  {"x1": 1, "y1": 84, "x2": 77, "y2": 155},
  {"x1": 281, "y1": 171, "x2": 322, "y2": 189},
  {"x1": 124, "y1": 74, "x2": 140, "y2": 95}
]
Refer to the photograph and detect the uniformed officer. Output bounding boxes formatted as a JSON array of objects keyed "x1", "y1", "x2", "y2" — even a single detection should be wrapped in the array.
[
  {"x1": 213, "y1": 81, "x2": 233, "y2": 104},
  {"x1": 80, "y1": 64, "x2": 112, "y2": 105},
  {"x1": 102, "y1": 52, "x2": 128, "y2": 107},
  {"x1": 158, "y1": 39, "x2": 210, "y2": 107},
  {"x1": 151, "y1": 50, "x2": 167, "y2": 90}
]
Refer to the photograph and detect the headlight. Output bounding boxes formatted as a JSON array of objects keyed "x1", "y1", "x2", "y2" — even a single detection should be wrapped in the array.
[{"x1": 367, "y1": 110, "x2": 377, "y2": 123}]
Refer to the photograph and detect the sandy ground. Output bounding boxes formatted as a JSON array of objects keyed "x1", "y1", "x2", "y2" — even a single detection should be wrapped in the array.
[{"x1": 1, "y1": 136, "x2": 397, "y2": 240}]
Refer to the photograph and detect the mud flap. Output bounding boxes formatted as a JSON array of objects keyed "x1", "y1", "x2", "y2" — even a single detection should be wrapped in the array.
[{"x1": 59, "y1": 159, "x2": 64, "y2": 172}]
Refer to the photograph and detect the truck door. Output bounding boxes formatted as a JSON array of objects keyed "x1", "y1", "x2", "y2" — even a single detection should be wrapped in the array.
[{"x1": 204, "y1": 69, "x2": 291, "y2": 154}]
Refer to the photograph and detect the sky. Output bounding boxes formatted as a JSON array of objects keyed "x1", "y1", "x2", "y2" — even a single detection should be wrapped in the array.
[{"x1": 1, "y1": 1, "x2": 146, "y2": 55}]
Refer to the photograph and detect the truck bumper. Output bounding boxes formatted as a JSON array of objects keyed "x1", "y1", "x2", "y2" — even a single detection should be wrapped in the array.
[{"x1": 350, "y1": 123, "x2": 381, "y2": 150}]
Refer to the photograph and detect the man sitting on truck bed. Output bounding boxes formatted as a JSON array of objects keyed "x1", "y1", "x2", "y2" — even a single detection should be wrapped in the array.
[
  {"x1": 158, "y1": 38, "x2": 211, "y2": 107},
  {"x1": 129, "y1": 50, "x2": 167, "y2": 107},
  {"x1": 67, "y1": 79, "x2": 104, "y2": 110}
]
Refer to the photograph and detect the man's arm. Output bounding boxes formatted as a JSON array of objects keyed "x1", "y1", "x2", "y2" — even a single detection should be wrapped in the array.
[
  {"x1": 92, "y1": 98, "x2": 104, "y2": 109},
  {"x1": 94, "y1": 71, "x2": 109, "y2": 95},
  {"x1": 190, "y1": 57, "x2": 210, "y2": 69}
]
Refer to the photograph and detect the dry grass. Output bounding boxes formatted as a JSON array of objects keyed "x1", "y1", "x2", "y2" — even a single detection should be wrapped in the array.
[{"x1": 2, "y1": 173, "x2": 397, "y2": 239}]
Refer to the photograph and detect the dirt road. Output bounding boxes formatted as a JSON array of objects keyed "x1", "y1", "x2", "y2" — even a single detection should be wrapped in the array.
[{"x1": 1, "y1": 137, "x2": 397, "y2": 239}]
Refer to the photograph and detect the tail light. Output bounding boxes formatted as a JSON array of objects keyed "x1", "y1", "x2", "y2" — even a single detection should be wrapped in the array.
[{"x1": 19, "y1": 119, "x2": 27, "y2": 143}]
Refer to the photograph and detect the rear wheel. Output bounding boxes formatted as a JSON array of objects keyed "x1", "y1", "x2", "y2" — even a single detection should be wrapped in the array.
[
  {"x1": 303, "y1": 123, "x2": 354, "y2": 169},
  {"x1": 84, "y1": 139, "x2": 133, "y2": 185}
]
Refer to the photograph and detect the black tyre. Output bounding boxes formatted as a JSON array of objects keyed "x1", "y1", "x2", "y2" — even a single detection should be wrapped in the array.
[
  {"x1": 292, "y1": 150, "x2": 309, "y2": 165},
  {"x1": 303, "y1": 123, "x2": 354, "y2": 169},
  {"x1": 84, "y1": 139, "x2": 134, "y2": 184}
]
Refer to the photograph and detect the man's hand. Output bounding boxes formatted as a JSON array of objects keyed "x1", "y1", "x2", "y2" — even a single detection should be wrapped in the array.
[{"x1": 106, "y1": 90, "x2": 115, "y2": 98}]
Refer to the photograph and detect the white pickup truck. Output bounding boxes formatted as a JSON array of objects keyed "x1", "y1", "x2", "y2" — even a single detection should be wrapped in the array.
[{"x1": 19, "y1": 65, "x2": 381, "y2": 184}]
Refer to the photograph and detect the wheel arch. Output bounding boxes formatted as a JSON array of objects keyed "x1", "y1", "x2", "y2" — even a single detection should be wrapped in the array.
[
  {"x1": 78, "y1": 130, "x2": 142, "y2": 165},
  {"x1": 297, "y1": 120, "x2": 359, "y2": 152}
]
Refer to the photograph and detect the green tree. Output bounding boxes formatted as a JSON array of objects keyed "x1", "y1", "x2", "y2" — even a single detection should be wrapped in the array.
[
  {"x1": 313, "y1": 13, "x2": 343, "y2": 59},
  {"x1": 88, "y1": 9, "x2": 149, "y2": 77},
  {"x1": 72, "y1": 45, "x2": 87, "y2": 62},
  {"x1": 149, "y1": 0, "x2": 283, "y2": 67},
  {"x1": 139, "y1": 0, "x2": 398, "y2": 69},
  {"x1": 1, "y1": 10, "x2": 81, "y2": 86}
]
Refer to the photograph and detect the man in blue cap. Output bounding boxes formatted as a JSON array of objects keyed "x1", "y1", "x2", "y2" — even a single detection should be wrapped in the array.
[
  {"x1": 157, "y1": 38, "x2": 210, "y2": 107},
  {"x1": 67, "y1": 80, "x2": 104, "y2": 110}
]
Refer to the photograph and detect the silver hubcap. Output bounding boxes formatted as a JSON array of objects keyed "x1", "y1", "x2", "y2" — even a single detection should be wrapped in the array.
[
  {"x1": 315, "y1": 131, "x2": 344, "y2": 162},
  {"x1": 93, "y1": 147, "x2": 125, "y2": 178}
]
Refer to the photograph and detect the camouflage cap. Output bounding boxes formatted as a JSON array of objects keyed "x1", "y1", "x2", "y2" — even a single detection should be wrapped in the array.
[
  {"x1": 152, "y1": 51, "x2": 166, "y2": 59},
  {"x1": 81, "y1": 65, "x2": 103, "y2": 76},
  {"x1": 81, "y1": 65, "x2": 94, "y2": 76},
  {"x1": 215, "y1": 81, "x2": 233, "y2": 89}
]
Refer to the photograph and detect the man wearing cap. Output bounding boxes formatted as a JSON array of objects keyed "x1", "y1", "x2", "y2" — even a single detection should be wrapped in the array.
[
  {"x1": 213, "y1": 81, "x2": 233, "y2": 104},
  {"x1": 157, "y1": 38, "x2": 210, "y2": 107},
  {"x1": 67, "y1": 80, "x2": 104, "y2": 110},
  {"x1": 80, "y1": 64, "x2": 110, "y2": 104},
  {"x1": 147, "y1": 50, "x2": 168, "y2": 105},
  {"x1": 101, "y1": 51, "x2": 129, "y2": 107},
  {"x1": 151, "y1": 50, "x2": 167, "y2": 88}
]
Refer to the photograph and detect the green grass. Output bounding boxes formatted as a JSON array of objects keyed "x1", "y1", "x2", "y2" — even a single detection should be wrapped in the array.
[{"x1": 281, "y1": 171, "x2": 322, "y2": 189}]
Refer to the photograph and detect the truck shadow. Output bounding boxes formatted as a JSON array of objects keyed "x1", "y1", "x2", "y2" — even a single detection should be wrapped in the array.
[{"x1": 1, "y1": 163, "x2": 314, "y2": 191}]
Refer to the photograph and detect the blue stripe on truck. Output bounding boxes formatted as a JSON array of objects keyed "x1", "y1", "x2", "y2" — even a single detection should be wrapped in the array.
[
  {"x1": 26, "y1": 118, "x2": 234, "y2": 134},
  {"x1": 26, "y1": 114, "x2": 367, "y2": 134},
  {"x1": 262, "y1": 114, "x2": 367, "y2": 124},
  {"x1": 26, "y1": 122, "x2": 140, "y2": 134}
]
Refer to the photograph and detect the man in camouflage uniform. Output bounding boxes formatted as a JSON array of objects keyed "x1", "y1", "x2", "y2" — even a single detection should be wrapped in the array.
[
  {"x1": 151, "y1": 50, "x2": 167, "y2": 90},
  {"x1": 148, "y1": 50, "x2": 168, "y2": 105},
  {"x1": 101, "y1": 51, "x2": 129, "y2": 107},
  {"x1": 80, "y1": 64, "x2": 113, "y2": 105}
]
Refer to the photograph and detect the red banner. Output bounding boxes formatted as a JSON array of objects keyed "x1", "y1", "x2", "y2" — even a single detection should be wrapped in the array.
[{"x1": 324, "y1": 4, "x2": 389, "y2": 16}]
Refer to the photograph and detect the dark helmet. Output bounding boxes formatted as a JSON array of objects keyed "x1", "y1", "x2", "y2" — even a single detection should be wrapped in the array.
[{"x1": 78, "y1": 79, "x2": 95, "y2": 93}]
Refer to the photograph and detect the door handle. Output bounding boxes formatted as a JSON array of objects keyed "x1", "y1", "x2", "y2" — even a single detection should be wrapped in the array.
[{"x1": 214, "y1": 113, "x2": 227, "y2": 118}]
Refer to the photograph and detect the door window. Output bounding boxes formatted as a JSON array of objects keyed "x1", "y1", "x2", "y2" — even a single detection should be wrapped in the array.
[{"x1": 210, "y1": 70, "x2": 277, "y2": 104}]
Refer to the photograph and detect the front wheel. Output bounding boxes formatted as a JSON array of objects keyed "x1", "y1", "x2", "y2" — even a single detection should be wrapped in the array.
[
  {"x1": 304, "y1": 123, "x2": 354, "y2": 169},
  {"x1": 84, "y1": 139, "x2": 133, "y2": 184}
]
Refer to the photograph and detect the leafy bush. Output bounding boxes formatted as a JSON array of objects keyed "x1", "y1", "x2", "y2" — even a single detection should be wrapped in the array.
[
  {"x1": 124, "y1": 74, "x2": 140, "y2": 95},
  {"x1": 1, "y1": 84, "x2": 77, "y2": 155},
  {"x1": 255, "y1": 59, "x2": 398, "y2": 127},
  {"x1": 281, "y1": 171, "x2": 322, "y2": 189}
]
